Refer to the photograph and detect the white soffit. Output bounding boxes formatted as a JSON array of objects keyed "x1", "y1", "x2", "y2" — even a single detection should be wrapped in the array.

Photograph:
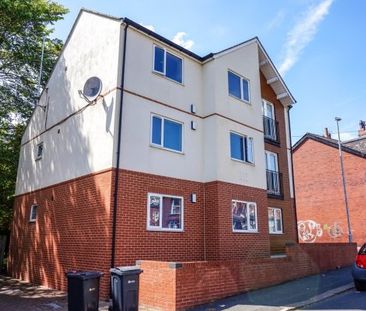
[{"x1": 257, "y1": 42, "x2": 296, "y2": 107}]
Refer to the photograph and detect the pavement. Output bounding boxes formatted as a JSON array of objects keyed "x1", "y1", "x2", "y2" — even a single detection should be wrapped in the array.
[
  {"x1": 192, "y1": 266, "x2": 354, "y2": 311},
  {"x1": 0, "y1": 266, "x2": 355, "y2": 310}
]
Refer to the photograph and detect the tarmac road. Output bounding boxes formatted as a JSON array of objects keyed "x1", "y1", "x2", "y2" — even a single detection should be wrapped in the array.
[{"x1": 301, "y1": 288, "x2": 366, "y2": 310}]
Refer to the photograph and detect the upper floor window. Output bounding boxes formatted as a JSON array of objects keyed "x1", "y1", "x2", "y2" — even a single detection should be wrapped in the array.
[
  {"x1": 151, "y1": 115, "x2": 183, "y2": 152},
  {"x1": 153, "y1": 46, "x2": 183, "y2": 83},
  {"x1": 147, "y1": 193, "x2": 183, "y2": 231},
  {"x1": 268, "y1": 207, "x2": 283, "y2": 234},
  {"x1": 262, "y1": 100, "x2": 278, "y2": 142},
  {"x1": 232, "y1": 200, "x2": 258, "y2": 232},
  {"x1": 230, "y1": 132, "x2": 254, "y2": 164},
  {"x1": 29, "y1": 204, "x2": 38, "y2": 222},
  {"x1": 35, "y1": 142, "x2": 43, "y2": 160},
  {"x1": 228, "y1": 71, "x2": 250, "y2": 102}
]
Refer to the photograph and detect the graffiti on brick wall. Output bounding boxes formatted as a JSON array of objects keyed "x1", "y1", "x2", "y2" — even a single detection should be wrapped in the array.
[
  {"x1": 298, "y1": 220, "x2": 323, "y2": 243},
  {"x1": 298, "y1": 220, "x2": 344, "y2": 242},
  {"x1": 324, "y1": 222, "x2": 343, "y2": 239}
]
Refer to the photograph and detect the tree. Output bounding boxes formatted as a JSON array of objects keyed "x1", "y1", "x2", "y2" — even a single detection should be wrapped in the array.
[{"x1": 0, "y1": 0, "x2": 68, "y2": 233}]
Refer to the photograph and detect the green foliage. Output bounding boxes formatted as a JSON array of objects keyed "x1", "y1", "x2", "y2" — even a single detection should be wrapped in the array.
[{"x1": 0, "y1": 0, "x2": 68, "y2": 232}]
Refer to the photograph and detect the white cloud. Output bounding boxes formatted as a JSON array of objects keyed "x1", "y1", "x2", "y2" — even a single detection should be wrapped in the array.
[
  {"x1": 267, "y1": 10, "x2": 286, "y2": 31},
  {"x1": 140, "y1": 23, "x2": 155, "y2": 32},
  {"x1": 339, "y1": 132, "x2": 358, "y2": 141},
  {"x1": 172, "y1": 32, "x2": 194, "y2": 50},
  {"x1": 279, "y1": 0, "x2": 334, "y2": 76}
]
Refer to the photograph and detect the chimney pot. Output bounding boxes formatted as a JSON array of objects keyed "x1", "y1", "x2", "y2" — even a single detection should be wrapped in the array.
[
  {"x1": 323, "y1": 127, "x2": 331, "y2": 139},
  {"x1": 359, "y1": 120, "x2": 366, "y2": 137}
]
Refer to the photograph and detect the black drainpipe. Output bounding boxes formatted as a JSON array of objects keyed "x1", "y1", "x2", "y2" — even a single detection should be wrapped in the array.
[
  {"x1": 287, "y1": 105, "x2": 299, "y2": 243},
  {"x1": 111, "y1": 21, "x2": 128, "y2": 269}
]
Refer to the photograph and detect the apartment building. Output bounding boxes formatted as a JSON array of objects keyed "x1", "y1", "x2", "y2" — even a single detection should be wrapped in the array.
[
  {"x1": 294, "y1": 124, "x2": 366, "y2": 245},
  {"x1": 8, "y1": 9, "x2": 298, "y2": 298}
]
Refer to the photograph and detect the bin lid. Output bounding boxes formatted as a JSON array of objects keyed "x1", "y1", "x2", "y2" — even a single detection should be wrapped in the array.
[
  {"x1": 66, "y1": 271, "x2": 103, "y2": 280},
  {"x1": 110, "y1": 266, "x2": 142, "y2": 275}
]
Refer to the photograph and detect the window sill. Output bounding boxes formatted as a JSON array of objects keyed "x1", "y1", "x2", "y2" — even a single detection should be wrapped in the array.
[
  {"x1": 269, "y1": 232, "x2": 284, "y2": 235},
  {"x1": 147, "y1": 227, "x2": 184, "y2": 233},
  {"x1": 231, "y1": 157, "x2": 255, "y2": 166},
  {"x1": 150, "y1": 144, "x2": 184, "y2": 155},
  {"x1": 152, "y1": 70, "x2": 184, "y2": 86},
  {"x1": 264, "y1": 137, "x2": 281, "y2": 147},
  {"x1": 267, "y1": 193, "x2": 284, "y2": 200},
  {"x1": 29, "y1": 220, "x2": 36, "y2": 223},
  {"x1": 232, "y1": 230, "x2": 259, "y2": 234},
  {"x1": 228, "y1": 94, "x2": 251, "y2": 105}
]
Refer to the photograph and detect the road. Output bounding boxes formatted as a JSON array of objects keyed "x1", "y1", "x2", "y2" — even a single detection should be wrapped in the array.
[{"x1": 301, "y1": 288, "x2": 366, "y2": 310}]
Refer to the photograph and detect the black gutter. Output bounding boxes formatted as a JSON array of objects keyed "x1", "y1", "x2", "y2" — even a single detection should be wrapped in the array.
[
  {"x1": 123, "y1": 18, "x2": 205, "y2": 61},
  {"x1": 111, "y1": 22, "x2": 128, "y2": 269},
  {"x1": 287, "y1": 106, "x2": 299, "y2": 243}
]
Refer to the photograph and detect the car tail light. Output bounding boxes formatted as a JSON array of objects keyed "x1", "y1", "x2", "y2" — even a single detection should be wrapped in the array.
[{"x1": 356, "y1": 254, "x2": 366, "y2": 269}]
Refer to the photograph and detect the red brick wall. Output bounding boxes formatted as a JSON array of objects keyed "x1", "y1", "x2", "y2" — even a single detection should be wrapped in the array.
[
  {"x1": 8, "y1": 169, "x2": 114, "y2": 298},
  {"x1": 113, "y1": 169, "x2": 205, "y2": 265},
  {"x1": 205, "y1": 181, "x2": 270, "y2": 260},
  {"x1": 293, "y1": 138, "x2": 366, "y2": 245},
  {"x1": 260, "y1": 72, "x2": 298, "y2": 246},
  {"x1": 138, "y1": 243, "x2": 357, "y2": 311}
]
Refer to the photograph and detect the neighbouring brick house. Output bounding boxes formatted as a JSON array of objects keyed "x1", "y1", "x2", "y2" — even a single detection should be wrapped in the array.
[
  {"x1": 293, "y1": 123, "x2": 366, "y2": 245},
  {"x1": 8, "y1": 9, "x2": 356, "y2": 310}
]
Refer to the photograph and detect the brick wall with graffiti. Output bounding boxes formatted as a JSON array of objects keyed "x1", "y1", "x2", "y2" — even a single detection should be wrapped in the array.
[
  {"x1": 294, "y1": 137, "x2": 366, "y2": 246},
  {"x1": 297, "y1": 220, "x2": 345, "y2": 243}
]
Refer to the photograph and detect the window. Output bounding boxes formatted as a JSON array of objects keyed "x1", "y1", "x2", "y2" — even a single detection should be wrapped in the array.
[
  {"x1": 151, "y1": 115, "x2": 183, "y2": 152},
  {"x1": 29, "y1": 204, "x2": 38, "y2": 222},
  {"x1": 262, "y1": 100, "x2": 277, "y2": 141},
  {"x1": 268, "y1": 207, "x2": 283, "y2": 234},
  {"x1": 230, "y1": 132, "x2": 254, "y2": 163},
  {"x1": 147, "y1": 193, "x2": 183, "y2": 231},
  {"x1": 232, "y1": 200, "x2": 258, "y2": 232},
  {"x1": 265, "y1": 151, "x2": 281, "y2": 195},
  {"x1": 35, "y1": 142, "x2": 43, "y2": 160},
  {"x1": 153, "y1": 46, "x2": 183, "y2": 83},
  {"x1": 228, "y1": 71, "x2": 250, "y2": 102}
]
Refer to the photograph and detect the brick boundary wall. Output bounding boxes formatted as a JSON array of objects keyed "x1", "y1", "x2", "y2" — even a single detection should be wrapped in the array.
[{"x1": 138, "y1": 243, "x2": 357, "y2": 311}]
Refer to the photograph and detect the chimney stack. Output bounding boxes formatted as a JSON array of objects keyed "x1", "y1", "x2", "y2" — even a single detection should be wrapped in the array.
[
  {"x1": 323, "y1": 127, "x2": 331, "y2": 139},
  {"x1": 359, "y1": 120, "x2": 366, "y2": 137}
]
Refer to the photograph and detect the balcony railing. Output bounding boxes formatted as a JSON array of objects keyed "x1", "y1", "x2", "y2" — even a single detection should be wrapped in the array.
[
  {"x1": 263, "y1": 116, "x2": 279, "y2": 143},
  {"x1": 266, "y1": 169, "x2": 283, "y2": 199}
]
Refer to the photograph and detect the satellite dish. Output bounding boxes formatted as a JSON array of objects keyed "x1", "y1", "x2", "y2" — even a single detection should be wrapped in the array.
[{"x1": 82, "y1": 76, "x2": 102, "y2": 100}]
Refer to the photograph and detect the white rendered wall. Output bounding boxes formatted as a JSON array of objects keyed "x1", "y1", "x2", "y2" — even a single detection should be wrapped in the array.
[
  {"x1": 16, "y1": 11, "x2": 121, "y2": 195},
  {"x1": 120, "y1": 28, "x2": 266, "y2": 188}
]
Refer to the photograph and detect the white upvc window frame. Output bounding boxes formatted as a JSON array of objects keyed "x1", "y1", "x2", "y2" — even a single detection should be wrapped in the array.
[
  {"x1": 230, "y1": 131, "x2": 255, "y2": 164},
  {"x1": 262, "y1": 99, "x2": 275, "y2": 120},
  {"x1": 265, "y1": 150, "x2": 279, "y2": 172},
  {"x1": 228, "y1": 70, "x2": 251, "y2": 103},
  {"x1": 29, "y1": 204, "x2": 38, "y2": 222},
  {"x1": 150, "y1": 114, "x2": 184, "y2": 154},
  {"x1": 147, "y1": 193, "x2": 184, "y2": 232},
  {"x1": 232, "y1": 200, "x2": 258, "y2": 233},
  {"x1": 268, "y1": 207, "x2": 283, "y2": 234},
  {"x1": 152, "y1": 44, "x2": 184, "y2": 84}
]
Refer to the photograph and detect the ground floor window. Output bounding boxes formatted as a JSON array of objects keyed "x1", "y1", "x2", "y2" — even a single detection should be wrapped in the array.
[
  {"x1": 268, "y1": 207, "x2": 283, "y2": 234},
  {"x1": 147, "y1": 193, "x2": 183, "y2": 231},
  {"x1": 232, "y1": 200, "x2": 257, "y2": 232}
]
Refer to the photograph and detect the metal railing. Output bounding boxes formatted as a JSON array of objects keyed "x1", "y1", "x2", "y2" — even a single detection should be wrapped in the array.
[
  {"x1": 263, "y1": 116, "x2": 279, "y2": 143},
  {"x1": 266, "y1": 169, "x2": 283, "y2": 197}
]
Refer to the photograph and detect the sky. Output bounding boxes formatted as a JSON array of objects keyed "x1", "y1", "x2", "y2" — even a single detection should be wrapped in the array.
[{"x1": 50, "y1": 0, "x2": 366, "y2": 142}]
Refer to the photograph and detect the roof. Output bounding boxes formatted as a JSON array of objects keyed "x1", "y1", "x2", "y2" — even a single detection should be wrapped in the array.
[
  {"x1": 343, "y1": 136, "x2": 366, "y2": 153},
  {"x1": 79, "y1": 8, "x2": 296, "y2": 106},
  {"x1": 293, "y1": 133, "x2": 366, "y2": 159}
]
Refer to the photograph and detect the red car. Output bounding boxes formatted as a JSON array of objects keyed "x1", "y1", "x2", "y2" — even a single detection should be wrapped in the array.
[{"x1": 352, "y1": 244, "x2": 366, "y2": 291}]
